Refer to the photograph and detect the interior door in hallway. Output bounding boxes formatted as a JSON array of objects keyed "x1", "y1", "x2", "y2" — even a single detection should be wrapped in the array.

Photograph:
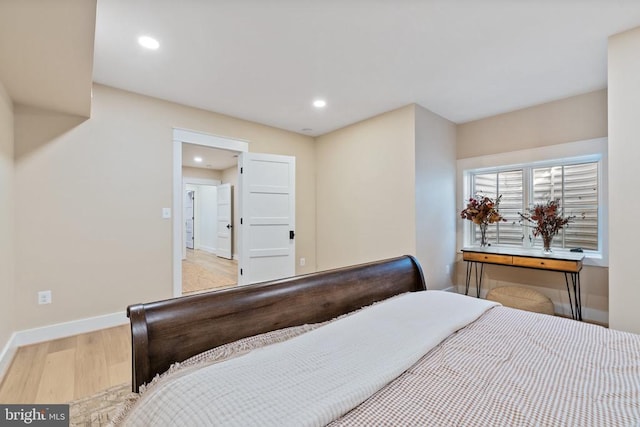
[
  {"x1": 238, "y1": 152, "x2": 295, "y2": 285},
  {"x1": 185, "y1": 190, "x2": 195, "y2": 250},
  {"x1": 217, "y1": 183, "x2": 233, "y2": 259}
]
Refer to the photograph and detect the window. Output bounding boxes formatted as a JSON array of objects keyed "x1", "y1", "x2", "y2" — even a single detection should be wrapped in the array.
[
  {"x1": 472, "y1": 170, "x2": 523, "y2": 246},
  {"x1": 465, "y1": 159, "x2": 600, "y2": 252}
]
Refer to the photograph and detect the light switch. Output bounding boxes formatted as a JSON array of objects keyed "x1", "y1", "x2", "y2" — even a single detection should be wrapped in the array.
[{"x1": 162, "y1": 208, "x2": 171, "y2": 219}]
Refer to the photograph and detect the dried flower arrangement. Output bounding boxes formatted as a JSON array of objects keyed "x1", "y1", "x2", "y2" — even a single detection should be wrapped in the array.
[
  {"x1": 519, "y1": 199, "x2": 575, "y2": 253},
  {"x1": 460, "y1": 194, "x2": 506, "y2": 246}
]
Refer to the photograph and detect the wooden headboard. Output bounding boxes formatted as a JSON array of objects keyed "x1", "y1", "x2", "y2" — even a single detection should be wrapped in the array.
[{"x1": 126, "y1": 255, "x2": 426, "y2": 392}]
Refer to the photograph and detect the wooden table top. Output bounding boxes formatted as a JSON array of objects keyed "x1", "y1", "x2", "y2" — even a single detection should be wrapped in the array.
[{"x1": 461, "y1": 246, "x2": 585, "y2": 262}]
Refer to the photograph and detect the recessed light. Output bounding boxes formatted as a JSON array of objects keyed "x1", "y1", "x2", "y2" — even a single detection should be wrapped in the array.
[
  {"x1": 313, "y1": 99, "x2": 326, "y2": 108},
  {"x1": 138, "y1": 35, "x2": 160, "y2": 50},
  {"x1": 194, "y1": 156, "x2": 203, "y2": 163}
]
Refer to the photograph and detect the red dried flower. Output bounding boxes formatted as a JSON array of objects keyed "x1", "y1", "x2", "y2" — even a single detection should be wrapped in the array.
[
  {"x1": 460, "y1": 194, "x2": 506, "y2": 225},
  {"x1": 519, "y1": 200, "x2": 574, "y2": 239}
]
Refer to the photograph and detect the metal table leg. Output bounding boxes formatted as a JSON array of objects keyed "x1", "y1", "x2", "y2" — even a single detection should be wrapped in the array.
[
  {"x1": 465, "y1": 262, "x2": 472, "y2": 295},
  {"x1": 564, "y1": 272, "x2": 582, "y2": 321},
  {"x1": 464, "y1": 261, "x2": 484, "y2": 298}
]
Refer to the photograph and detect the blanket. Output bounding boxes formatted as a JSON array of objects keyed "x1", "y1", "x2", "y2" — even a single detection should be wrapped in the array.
[
  {"x1": 330, "y1": 306, "x2": 640, "y2": 426},
  {"x1": 119, "y1": 291, "x2": 496, "y2": 426}
]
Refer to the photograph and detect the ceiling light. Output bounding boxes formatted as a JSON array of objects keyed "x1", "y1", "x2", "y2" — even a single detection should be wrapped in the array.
[
  {"x1": 138, "y1": 35, "x2": 160, "y2": 50},
  {"x1": 194, "y1": 156, "x2": 203, "y2": 162},
  {"x1": 313, "y1": 99, "x2": 327, "y2": 108}
]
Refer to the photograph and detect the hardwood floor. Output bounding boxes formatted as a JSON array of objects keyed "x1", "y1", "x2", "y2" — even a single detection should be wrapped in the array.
[
  {"x1": 182, "y1": 249, "x2": 238, "y2": 295},
  {"x1": 0, "y1": 325, "x2": 130, "y2": 404},
  {"x1": 0, "y1": 252, "x2": 236, "y2": 405}
]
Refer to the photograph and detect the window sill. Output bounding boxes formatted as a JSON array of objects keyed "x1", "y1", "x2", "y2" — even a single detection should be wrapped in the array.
[{"x1": 581, "y1": 252, "x2": 607, "y2": 268}]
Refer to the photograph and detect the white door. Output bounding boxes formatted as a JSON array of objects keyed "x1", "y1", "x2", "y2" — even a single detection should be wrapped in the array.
[
  {"x1": 185, "y1": 190, "x2": 195, "y2": 250},
  {"x1": 238, "y1": 152, "x2": 295, "y2": 285},
  {"x1": 216, "y1": 183, "x2": 233, "y2": 260},
  {"x1": 198, "y1": 185, "x2": 218, "y2": 253}
]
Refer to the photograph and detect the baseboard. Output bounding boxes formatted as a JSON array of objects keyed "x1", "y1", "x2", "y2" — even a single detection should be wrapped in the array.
[
  {"x1": 0, "y1": 311, "x2": 128, "y2": 382},
  {"x1": 0, "y1": 333, "x2": 18, "y2": 381},
  {"x1": 198, "y1": 245, "x2": 217, "y2": 254},
  {"x1": 441, "y1": 286, "x2": 456, "y2": 293},
  {"x1": 453, "y1": 284, "x2": 608, "y2": 325},
  {"x1": 233, "y1": 253, "x2": 239, "y2": 261},
  {"x1": 552, "y1": 303, "x2": 609, "y2": 326}
]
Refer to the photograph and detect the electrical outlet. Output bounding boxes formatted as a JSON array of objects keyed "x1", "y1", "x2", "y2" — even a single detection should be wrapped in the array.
[
  {"x1": 299, "y1": 257, "x2": 306, "y2": 266},
  {"x1": 38, "y1": 290, "x2": 52, "y2": 305},
  {"x1": 162, "y1": 207, "x2": 172, "y2": 219}
]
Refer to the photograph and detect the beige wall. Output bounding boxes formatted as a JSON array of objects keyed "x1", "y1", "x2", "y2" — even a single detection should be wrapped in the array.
[
  {"x1": 0, "y1": 81, "x2": 14, "y2": 349},
  {"x1": 457, "y1": 90, "x2": 607, "y2": 159},
  {"x1": 12, "y1": 84, "x2": 316, "y2": 330},
  {"x1": 3, "y1": 78, "x2": 615, "y2": 335},
  {"x1": 222, "y1": 166, "x2": 237, "y2": 185},
  {"x1": 0, "y1": 0, "x2": 95, "y2": 117},
  {"x1": 13, "y1": 105, "x2": 86, "y2": 161},
  {"x1": 315, "y1": 105, "x2": 416, "y2": 270},
  {"x1": 608, "y1": 26, "x2": 640, "y2": 333},
  {"x1": 455, "y1": 90, "x2": 609, "y2": 323},
  {"x1": 182, "y1": 166, "x2": 222, "y2": 181},
  {"x1": 415, "y1": 104, "x2": 457, "y2": 290}
]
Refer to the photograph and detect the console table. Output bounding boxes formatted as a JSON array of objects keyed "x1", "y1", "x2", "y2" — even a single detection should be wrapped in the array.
[{"x1": 461, "y1": 247, "x2": 585, "y2": 321}]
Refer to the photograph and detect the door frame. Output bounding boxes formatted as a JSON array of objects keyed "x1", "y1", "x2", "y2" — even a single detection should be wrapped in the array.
[{"x1": 172, "y1": 128, "x2": 248, "y2": 297}]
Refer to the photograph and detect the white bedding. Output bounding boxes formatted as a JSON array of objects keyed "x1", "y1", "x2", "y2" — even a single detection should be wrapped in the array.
[{"x1": 120, "y1": 291, "x2": 497, "y2": 427}]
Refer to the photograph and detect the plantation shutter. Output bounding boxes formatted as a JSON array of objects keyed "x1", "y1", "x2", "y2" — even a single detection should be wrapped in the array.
[
  {"x1": 531, "y1": 162, "x2": 598, "y2": 250},
  {"x1": 472, "y1": 170, "x2": 523, "y2": 246},
  {"x1": 532, "y1": 166, "x2": 564, "y2": 249}
]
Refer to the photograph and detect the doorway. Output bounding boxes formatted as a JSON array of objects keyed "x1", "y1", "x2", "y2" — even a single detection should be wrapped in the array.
[
  {"x1": 173, "y1": 128, "x2": 297, "y2": 296},
  {"x1": 181, "y1": 156, "x2": 238, "y2": 294},
  {"x1": 173, "y1": 129, "x2": 248, "y2": 297}
]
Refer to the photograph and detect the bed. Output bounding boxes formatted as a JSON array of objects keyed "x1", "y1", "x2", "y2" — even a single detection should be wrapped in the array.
[{"x1": 122, "y1": 255, "x2": 640, "y2": 426}]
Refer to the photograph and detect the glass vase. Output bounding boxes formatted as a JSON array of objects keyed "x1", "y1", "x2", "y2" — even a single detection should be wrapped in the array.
[
  {"x1": 479, "y1": 223, "x2": 488, "y2": 247},
  {"x1": 542, "y1": 234, "x2": 553, "y2": 254}
]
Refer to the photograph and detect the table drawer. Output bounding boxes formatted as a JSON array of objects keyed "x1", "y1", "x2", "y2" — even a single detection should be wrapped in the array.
[
  {"x1": 512, "y1": 256, "x2": 582, "y2": 272},
  {"x1": 463, "y1": 252, "x2": 513, "y2": 265}
]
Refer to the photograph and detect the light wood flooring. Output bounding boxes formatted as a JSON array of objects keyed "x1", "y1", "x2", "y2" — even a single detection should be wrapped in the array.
[
  {"x1": 0, "y1": 252, "x2": 237, "y2": 404},
  {"x1": 0, "y1": 325, "x2": 130, "y2": 404},
  {"x1": 182, "y1": 249, "x2": 238, "y2": 295}
]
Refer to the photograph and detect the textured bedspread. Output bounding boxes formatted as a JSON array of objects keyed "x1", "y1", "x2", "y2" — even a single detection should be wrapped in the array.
[
  {"x1": 117, "y1": 294, "x2": 640, "y2": 426},
  {"x1": 119, "y1": 291, "x2": 496, "y2": 427},
  {"x1": 330, "y1": 306, "x2": 640, "y2": 426}
]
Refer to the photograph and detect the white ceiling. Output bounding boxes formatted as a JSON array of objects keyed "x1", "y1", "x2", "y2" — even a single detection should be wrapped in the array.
[
  {"x1": 182, "y1": 143, "x2": 238, "y2": 171},
  {"x1": 93, "y1": 0, "x2": 640, "y2": 136}
]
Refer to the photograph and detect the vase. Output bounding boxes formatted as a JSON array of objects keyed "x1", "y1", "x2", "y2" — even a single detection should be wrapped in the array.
[
  {"x1": 542, "y1": 234, "x2": 553, "y2": 254},
  {"x1": 479, "y1": 223, "x2": 488, "y2": 247}
]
